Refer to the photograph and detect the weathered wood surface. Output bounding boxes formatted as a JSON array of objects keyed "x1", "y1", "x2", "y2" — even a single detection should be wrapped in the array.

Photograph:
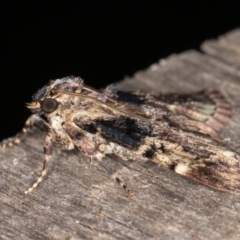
[{"x1": 1, "y1": 29, "x2": 240, "y2": 240}]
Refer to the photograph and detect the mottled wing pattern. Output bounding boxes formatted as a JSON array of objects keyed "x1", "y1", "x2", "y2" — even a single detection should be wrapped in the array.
[
  {"x1": 145, "y1": 90, "x2": 232, "y2": 139},
  {"x1": 104, "y1": 86, "x2": 240, "y2": 194},
  {"x1": 106, "y1": 87, "x2": 232, "y2": 139},
  {"x1": 186, "y1": 155, "x2": 240, "y2": 194},
  {"x1": 146, "y1": 91, "x2": 239, "y2": 194}
]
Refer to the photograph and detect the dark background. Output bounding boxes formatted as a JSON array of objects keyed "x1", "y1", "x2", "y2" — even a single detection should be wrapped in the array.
[{"x1": 1, "y1": 2, "x2": 240, "y2": 140}]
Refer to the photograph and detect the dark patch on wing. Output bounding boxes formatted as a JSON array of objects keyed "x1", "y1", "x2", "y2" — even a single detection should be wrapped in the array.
[
  {"x1": 115, "y1": 91, "x2": 146, "y2": 105},
  {"x1": 98, "y1": 116, "x2": 153, "y2": 139},
  {"x1": 80, "y1": 123, "x2": 98, "y2": 134},
  {"x1": 96, "y1": 116, "x2": 154, "y2": 149},
  {"x1": 98, "y1": 124, "x2": 140, "y2": 148},
  {"x1": 74, "y1": 115, "x2": 156, "y2": 149}
]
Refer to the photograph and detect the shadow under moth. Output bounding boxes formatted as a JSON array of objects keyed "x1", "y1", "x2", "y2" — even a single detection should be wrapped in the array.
[{"x1": 1, "y1": 76, "x2": 240, "y2": 195}]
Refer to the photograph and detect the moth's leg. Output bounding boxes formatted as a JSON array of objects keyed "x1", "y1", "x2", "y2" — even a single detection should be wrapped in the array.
[
  {"x1": 0, "y1": 114, "x2": 50, "y2": 149},
  {"x1": 24, "y1": 132, "x2": 53, "y2": 194},
  {"x1": 96, "y1": 156, "x2": 133, "y2": 195},
  {"x1": 63, "y1": 122, "x2": 133, "y2": 195}
]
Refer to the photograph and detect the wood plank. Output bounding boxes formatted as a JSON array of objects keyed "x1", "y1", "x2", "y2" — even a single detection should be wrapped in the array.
[
  {"x1": 201, "y1": 28, "x2": 240, "y2": 68},
  {"x1": 1, "y1": 29, "x2": 240, "y2": 240}
]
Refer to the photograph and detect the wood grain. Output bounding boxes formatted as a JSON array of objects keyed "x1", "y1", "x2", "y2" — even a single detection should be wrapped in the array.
[{"x1": 1, "y1": 29, "x2": 240, "y2": 240}]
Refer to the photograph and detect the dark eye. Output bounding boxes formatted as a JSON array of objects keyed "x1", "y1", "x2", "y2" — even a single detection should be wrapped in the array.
[{"x1": 40, "y1": 98, "x2": 58, "y2": 113}]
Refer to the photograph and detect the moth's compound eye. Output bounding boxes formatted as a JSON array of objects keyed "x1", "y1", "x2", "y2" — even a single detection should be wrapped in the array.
[{"x1": 40, "y1": 98, "x2": 58, "y2": 113}]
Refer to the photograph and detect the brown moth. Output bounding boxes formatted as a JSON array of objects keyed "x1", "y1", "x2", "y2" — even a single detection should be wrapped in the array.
[{"x1": 1, "y1": 76, "x2": 240, "y2": 194}]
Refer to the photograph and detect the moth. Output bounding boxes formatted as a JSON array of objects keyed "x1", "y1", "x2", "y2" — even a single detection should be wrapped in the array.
[{"x1": 1, "y1": 76, "x2": 240, "y2": 194}]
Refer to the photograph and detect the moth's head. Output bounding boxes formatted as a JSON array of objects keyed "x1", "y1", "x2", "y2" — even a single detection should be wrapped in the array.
[{"x1": 27, "y1": 76, "x2": 85, "y2": 115}]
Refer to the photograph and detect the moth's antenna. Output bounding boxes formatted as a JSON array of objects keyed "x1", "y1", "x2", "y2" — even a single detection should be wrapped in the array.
[
  {"x1": 82, "y1": 86, "x2": 97, "y2": 93},
  {"x1": 55, "y1": 89, "x2": 117, "y2": 103}
]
